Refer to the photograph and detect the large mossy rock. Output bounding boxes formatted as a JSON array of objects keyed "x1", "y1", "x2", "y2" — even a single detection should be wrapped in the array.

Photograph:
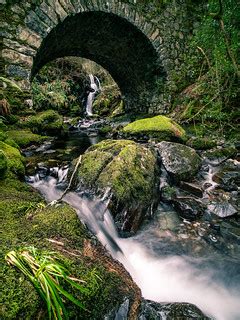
[
  {"x1": 0, "y1": 141, "x2": 25, "y2": 177},
  {"x1": 25, "y1": 110, "x2": 64, "y2": 135},
  {"x1": 157, "y1": 141, "x2": 201, "y2": 181},
  {"x1": 122, "y1": 115, "x2": 186, "y2": 142},
  {"x1": 74, "y1": 139, "x2": 159, "y2": 233},
  {"x1": 7, "y1": 129, "x2": 47, "y2": 148}
]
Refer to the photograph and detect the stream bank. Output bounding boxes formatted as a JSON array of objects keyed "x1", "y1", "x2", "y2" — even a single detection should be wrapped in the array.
[{"x1": 1, "y1": 116, "x2": 239, "y2": 320}]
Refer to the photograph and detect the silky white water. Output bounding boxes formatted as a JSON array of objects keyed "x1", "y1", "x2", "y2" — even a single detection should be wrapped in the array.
[
  {"x1": 29, "y1": 171, "x2": 240, "y2": 320},
  {"x1": 86, "y1": 74, "x2": 101, "y2": 116}
]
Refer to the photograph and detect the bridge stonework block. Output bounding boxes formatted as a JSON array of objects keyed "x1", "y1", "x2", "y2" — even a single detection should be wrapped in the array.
[{"x1": 1, "y1": 0, "x2": 204, "y2": 114}]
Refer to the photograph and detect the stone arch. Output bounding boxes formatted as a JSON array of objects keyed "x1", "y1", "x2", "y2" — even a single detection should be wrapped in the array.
[
  {"x1": 31, "y1": 11, "x2": 165, "y2": 111},
  {"x1": 1, "y1": 0, "x2": 166, "y2": 112}
]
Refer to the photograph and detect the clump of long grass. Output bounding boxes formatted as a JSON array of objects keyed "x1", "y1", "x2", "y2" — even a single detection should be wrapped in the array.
[{"x1": 5, "y1": 247, "x2": 89, "y2": 320}]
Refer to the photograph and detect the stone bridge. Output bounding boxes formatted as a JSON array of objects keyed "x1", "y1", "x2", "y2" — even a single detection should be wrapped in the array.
[{"x1": 0, "y1": 0, "x2": 202, "y2": 113}]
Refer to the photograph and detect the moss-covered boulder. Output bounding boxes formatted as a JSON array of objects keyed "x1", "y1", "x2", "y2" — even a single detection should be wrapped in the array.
[
  {"x1": 0, "y1": 141, "x2": 25, "y2": 177},
  {"x1": 156, "y1": 141, "x2": 201, "y2": 181},
  {"x1": 122, "y1": 115, "x2": 187, "y2": 142},
  {"x1": 7, "y1": 129, "x2": 47, "y2": 148},
  {"x1": 74, "y1": 139, "x2": 159, "y2": 233},
  {"x1": 25, "y1": 110, "x2": 64, "y2": 135}
]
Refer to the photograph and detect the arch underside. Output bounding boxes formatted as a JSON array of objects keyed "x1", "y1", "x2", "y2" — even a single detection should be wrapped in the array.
[{"x1": 31, "y1": 11, "x2": 166, "y2": 111}]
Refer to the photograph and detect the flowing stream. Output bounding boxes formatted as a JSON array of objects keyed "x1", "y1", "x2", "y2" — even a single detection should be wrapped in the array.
[{"x1": 26, "y1": 131, "x2": 240, "y2": 320}]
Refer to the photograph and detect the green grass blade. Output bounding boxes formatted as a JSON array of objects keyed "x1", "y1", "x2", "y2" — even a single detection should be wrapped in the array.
[
  {"x1": 53, "y1": 281, "x2": 88, "y2": 311},
  {"x1": 45, "y1": 274, "x2": 69, "y2": 320}
]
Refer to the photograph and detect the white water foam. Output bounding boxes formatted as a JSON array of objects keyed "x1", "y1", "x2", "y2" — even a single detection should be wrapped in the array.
[
  {"x1": 30, "y1": 174, "x2": 240, "y2": 320},
  {"x1": 118, "y1": 238, "x2": 240, "y2": 320}
]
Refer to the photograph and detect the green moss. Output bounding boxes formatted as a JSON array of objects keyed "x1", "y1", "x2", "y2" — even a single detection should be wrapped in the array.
[
  {"x1": 0, "y1": 77, "x2": 27, "y2": 114},
  {"x1": 0, "y1": 130, "x2": 8, "y2": 141},
  {"x1": 78, "y1": 140, "x2": 157, "y2": 205},
  {"x1": 0, "y1": 150, "x2": 8, "y2": 178},
  {"x1": 161, "y1": 186, "x2": 177, "y2": 202},
  {"x1": 0, "y1": 174, "x2": 135, "y2": 319},
  {"x1": 7, "y1": 130, "x2": 47, "y2": 147},
  {"x1": 26, "y1": 110, "x2": 63, "y2": 135},
  {"x1": 99, "y1": 125, "x2": 113, "y2": 135},
  {"x1": 0, "y1": 121, "x2": 8, "y2": 131},
  {"x1": 4, "y1": 138, "x2": 20, "y2": 149},
  {"x1": 203, "y1": 146, "x2": 237, "y2": 160},
  {"x1": 186, "y1": 137, "x2": 217, "y2": 150},
  {"x1": 122, "y1": 115, "x2": 187, "y2": 142},
  {"x1": 0, "y1": 141, "x2": 25, "y2": 177}
]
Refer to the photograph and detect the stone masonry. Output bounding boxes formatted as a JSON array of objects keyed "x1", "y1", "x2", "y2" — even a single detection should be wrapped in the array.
[{"x1": 0, "y1": 0, "x2": 203, "y2": 113}]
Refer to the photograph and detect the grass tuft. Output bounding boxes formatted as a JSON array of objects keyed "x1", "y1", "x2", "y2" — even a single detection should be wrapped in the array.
[{"x1": 5, "y1": 247, "x2": 91, "y2": 320}]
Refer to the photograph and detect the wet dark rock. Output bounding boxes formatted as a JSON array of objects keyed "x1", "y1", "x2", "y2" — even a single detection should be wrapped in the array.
[
  {"x1": 172, "y1": 196, "x2": 205, "y2": 220},
  {"x1": 180, "y1": 181, "x2": 203, "y2": 198},
  {"x1": 220, "y1": 221, "x2": 240, "y2": 243},
  {"x1": 139, "y1": 300, "x2": 210, "y2": 319},
  {"x1": 208, "y1": 201, "x2": 238, "y2": 218},
  {"x1": 212, "y1": 160, "x2": 240, "y2": 191},
  {"x1": 156, "y1": 141, "x2": 201, "y2": 181},
  {"x1": 104, "y1": 298, "x2": 130, "y2": 320}
]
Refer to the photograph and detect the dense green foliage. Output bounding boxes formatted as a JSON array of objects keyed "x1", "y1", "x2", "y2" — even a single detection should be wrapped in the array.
[
  {"x1": 173, "y1": 0, "x2": 239, "y2": 139},
  {"x1": 32, "y1": 57, "x2": 121, "y2": 117}
]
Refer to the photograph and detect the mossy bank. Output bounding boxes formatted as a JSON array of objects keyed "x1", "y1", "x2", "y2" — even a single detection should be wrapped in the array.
[{"x1": 0, "y1": 177, "x2": 140, "y2": 319}]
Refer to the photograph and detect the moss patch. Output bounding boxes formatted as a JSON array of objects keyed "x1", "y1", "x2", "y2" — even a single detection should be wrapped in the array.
[
  {"x1": 74, "y1": 139, "x2": 159, "y2": 232},
  {"x1": 25, "y1": 110, "x2": 64, "y2": 135},
  {"x1": 77, "y1": 139, "x2": 157, "y2": 204},
  {"x1": 0, "y1": 141, "x2": 25, "y2": 177},
  {"x1": 0, "y1": 176, "x2": 139, "y2": 319},
  {"x1": 186, "y1": 137, "x2": 217, "y2": 150},
  {"x1": 0, "y1": 150, "x2": 8, "y2": 178},
  {"x1": 122, "y1": 115, "x2": 187, "y2": 142},
  {"x1": 0, "y1": 130, "x2": 8, "y2": 141},
  {"x1": 7, "y1": 129, "x2": 48, "y2": 148}
]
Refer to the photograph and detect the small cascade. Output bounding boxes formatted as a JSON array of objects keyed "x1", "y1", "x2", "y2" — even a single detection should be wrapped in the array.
[
  {"x1": 27, "y1": 165, "x2": 240, "y2": 320},
  {"x1": 86, "y1": 74, "x2": 101, "y2": 116}
]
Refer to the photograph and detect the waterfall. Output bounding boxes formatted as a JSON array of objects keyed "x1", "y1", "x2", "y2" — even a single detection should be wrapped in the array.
[
  {"x1": 28, "y1": 167, "x2": 240, "y2": 320},
  {"x1": 86, "y1": 74, "x2": 101, "y2": 116}
]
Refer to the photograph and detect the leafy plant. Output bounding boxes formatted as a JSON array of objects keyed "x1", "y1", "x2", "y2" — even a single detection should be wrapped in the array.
[
  {"x1": 5, "y1": 247, "x2": 90, "y2": 320},
  {"x1": 172, "y1": 0, "x2": 239, "y2": 139}
]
